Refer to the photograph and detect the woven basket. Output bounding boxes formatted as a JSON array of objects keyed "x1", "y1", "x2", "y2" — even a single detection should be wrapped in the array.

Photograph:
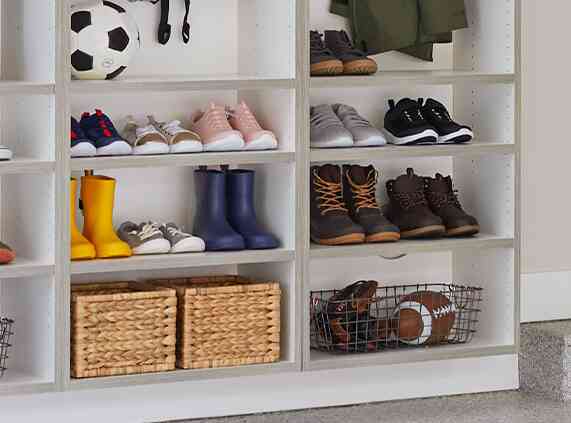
[
  {"x1": 152, "y1": 275, "x2": 281, "y2": 370},
  {"x1": 71, "y1": 282, "x2": 177, "y2": 378}
]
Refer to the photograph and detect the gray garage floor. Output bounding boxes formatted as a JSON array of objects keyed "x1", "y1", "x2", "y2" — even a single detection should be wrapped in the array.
[{"x1": 172, "y1": 391, "x2": 570, "y2": 423}]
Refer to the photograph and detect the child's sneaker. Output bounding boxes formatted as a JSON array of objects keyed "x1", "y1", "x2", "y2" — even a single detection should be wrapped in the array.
[
  {"x1": 148, "y1": 116, "x2": 203, "y2": 154},
  {"x1": 80, "y1": 109, "x2": 133, "y2": 156},
  {"x1": 117, "y1": 221, "x2": 171, "y2": 255},
  {"x1": 227, "y1": 101, "x2": 278, "y2": 150},
  {"x1": 0, "y1": 145, "x2": 12, "y2": 161},
  {"x1": 0, "y1": 242, "x2": 15, "y2": 264},
  {"x1": 160, "y1": 223, "x2": 205, "y2": 253},
  {"x1": 191, "y1": 103, "x2": 244, "y2": 151},
  {"x1": 71, "y1": 117, "x2": 96, "y2": 158},
  {"x1": 121, "y1": 116, "x2": 170, "y2": 155}
]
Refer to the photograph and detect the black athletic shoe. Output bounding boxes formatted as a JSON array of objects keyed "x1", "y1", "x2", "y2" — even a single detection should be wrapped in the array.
[
  {"x1": 383, "y1": 98, "x2": 438, "y2": 145},
  {"x1": 420, "y1": 98, "x2": 474, "y2": 144}
]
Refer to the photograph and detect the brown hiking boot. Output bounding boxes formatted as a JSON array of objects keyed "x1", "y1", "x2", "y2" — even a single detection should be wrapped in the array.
[
  {"x1": 310, "y1": 31, "x2": 344, "y2": 76},
  {"x1": 323, "y1": 30, "x2": 378, "y2": 75},
  {"x1": 310, "y1": 164, "x2": 365, "y2": 245},
  {"x1": 385, "y1": 168, "x2": 446, "y2": 239},
  {"x1": 342, "y1": 165, "x2": 400, "y2": 243},
  {"x1": 424, "y1": 173, "x2": 480, "y2": 237}
]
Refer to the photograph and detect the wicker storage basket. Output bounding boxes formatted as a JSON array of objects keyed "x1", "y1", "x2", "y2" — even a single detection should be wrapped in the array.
[
  {"x1": 152, "y1": 275, "x2": 281, "y2": 370},
  {"x1": 71, "y1": 282, "x2": 177, "y2": 378}
]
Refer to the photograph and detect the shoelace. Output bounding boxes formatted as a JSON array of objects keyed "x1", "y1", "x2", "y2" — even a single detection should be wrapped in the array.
[
  {"x1": 135, "y1": 123, "x2": 160, "y2": 138},
  {"x1": 387, "y1": 181, "x2": 428, "y2": 211},
  {"x1": 228, "y1": 105, "x2": 261, "y2": 130},
  {"x1": 160, "y1": 120, "x2": 185, "y2": 136},
  {"x1": 132, "y1": 222, "x2": 163, "y2": 241},
  {"x1": 310, "y1": 31, "x2": 333, "y2": 56},
  {"x1": 95, "y1": 109, "x2": 114, "y2": 138},
  {"x1": 336, "y1": 31, "x2": 366, "y2": 58},
  {"x1": 313, "y1": 170, "x2": 347, "y2": 214},
  {"x1": 402, "y1": 107, "x2": 426, "y2": 124},
  {"x1": 205, "y1": 107, "x2": 231, "y2": 130},
  {"x1": 165, "y1": 225, "x2": 190, "y2": 238},
  {"x1": 429, "y1": 106, "x2": 452, "y2": 122},
  {"x1": 346, "y1": 169, "x2": 380, "y2": 211},
  {"x1": 426, "y1": 189, "x2": 462, "y2": 209}
]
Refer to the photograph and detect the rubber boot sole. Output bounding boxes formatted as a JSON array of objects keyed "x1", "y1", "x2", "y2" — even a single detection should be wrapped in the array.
[
  {"x1": 366, "y1": 232, "x2": 401, "y2": 243},
  {"x1": 311, "y1": 60, "x2": 344, "y2": 76},
  {"x1": 446, "y1": 225, "x2": 480, "y2": 237},
  {"x1": 400, "y1": 225, "x2": 446, "y2": 239},
  {"x1": 311, "y1": 233, "x2": 365, "y2": 246},
  {"x1": 343, "y1": 59, "x2": 378, "y2": 75}
]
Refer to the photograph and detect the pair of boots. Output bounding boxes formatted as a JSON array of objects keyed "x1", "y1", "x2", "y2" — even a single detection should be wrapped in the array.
[
  {"x1": 71, "y1": 176, "x2": 132, "y2": 260},
  {"x1": 193, "y1": 168, "x2": 279, "y2": 251},
  {"x1": 310, "y1": 164, "x2": 400, "y2": 245},
  {"x1": 386, "y1": 168, "x2": 480, "y2": 239}
]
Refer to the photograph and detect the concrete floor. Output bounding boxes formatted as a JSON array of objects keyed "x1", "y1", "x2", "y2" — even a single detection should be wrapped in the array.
[{"x1": 172, "y1": 391, "x2": 571, "y2": 423}]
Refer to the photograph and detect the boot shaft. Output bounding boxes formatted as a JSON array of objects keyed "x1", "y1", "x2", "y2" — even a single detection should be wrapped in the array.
[
  {"x1": 81, "y1": 175, "x2": 117, "y2": 231},
  {"x1": 194, "y1": 169, "x2": 228, "y2": 220},
  {"x1": 226, "y1": 169, "x2": 256, "y2": 221},
  {"x1": 310, "y1": 164, "x2": 347, "y2": 218}
]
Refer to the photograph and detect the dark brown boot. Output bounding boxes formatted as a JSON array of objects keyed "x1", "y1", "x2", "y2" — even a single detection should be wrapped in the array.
[
  {"x1": 424, "y1": 173, "x2": 480, "y2": 237},
  {"x1": 310, "y1": 164, "x2": 365, "y2": 245},
  {"x1": 343, "y1": 165, "x2": 400, "y2": 243},
  {"x1": 385, "y1": 168, "x2": 446, "y2": 239}
]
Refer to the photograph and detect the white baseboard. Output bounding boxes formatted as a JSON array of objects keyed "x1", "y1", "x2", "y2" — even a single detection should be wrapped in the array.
[{"x1": 521, "y1": 271, "x2": 571, "y2": 323}]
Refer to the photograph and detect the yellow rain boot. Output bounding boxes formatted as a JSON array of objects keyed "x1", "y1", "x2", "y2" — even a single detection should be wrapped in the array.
[
  {"x1": 81, "y1": 175, "x2": 132, "y2": 258},
  {"x1": 70, "y1": 178, "x2": 96, "y2": 260}
]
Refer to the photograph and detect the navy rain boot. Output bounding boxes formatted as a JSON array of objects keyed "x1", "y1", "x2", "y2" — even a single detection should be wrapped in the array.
[
  {"x1": 226, "y1": 169, "x2": 279, "y2": 250},
  {"x1": 193, "y1": 169, "x2": 245, "y2": 251}
]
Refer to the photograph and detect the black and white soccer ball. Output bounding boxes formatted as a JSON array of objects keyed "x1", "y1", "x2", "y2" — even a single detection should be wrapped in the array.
[{"x1": 71, "y1": 0, "x2": 140, "y2": 80}]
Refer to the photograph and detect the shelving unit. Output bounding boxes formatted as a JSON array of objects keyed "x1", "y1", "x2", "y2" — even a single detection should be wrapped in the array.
[{"x1": 0, "y1": 0, "x2": 521, "y2": 420}]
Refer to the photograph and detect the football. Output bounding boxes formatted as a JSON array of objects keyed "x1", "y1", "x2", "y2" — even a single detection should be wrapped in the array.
[
  {"x1": 391, "y1": 291, "x2": 456, "y2": 346},
  {"x1": 71, "y1": 0, "x2": 140, "y2": 80}
]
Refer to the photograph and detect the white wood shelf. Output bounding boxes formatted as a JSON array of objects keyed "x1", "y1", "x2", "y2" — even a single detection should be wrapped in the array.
[
  {"x1": 310, "y1": 71, "x2": 515, "y2": 89},
  {"x1": 70, "y1": 75, "x2": 295, "y2": 94},
  {"x1": 0, "y1": 371, "x2": 54, "y2": 396},
  {"x1": 71, "y1": 151, "x2": 295, "y2": 171},
  {"x1": 71, "y1": 248, "x2": 295, "y2": 275},
  {"x1": 0, "y1": 81, "x2": 54, "y2": 95},
  {"x1": 69, "y1": 361, "x2": 297, "y2": 391},
  {"x1": 310, "y1": 143, "x2": 514, "y2": 162},
  {"x1": 0, "y1": 158, "x2": 55, "y2": 175},
  {"x1": 0, "y1": 258, "x2": 54, "y2": 279},
  {"x1": 306, "y1": 341, "x2": 516, "y2": 372},
  {"x1": 310, "y1": 234, "x2": 514, "y2": 259}
]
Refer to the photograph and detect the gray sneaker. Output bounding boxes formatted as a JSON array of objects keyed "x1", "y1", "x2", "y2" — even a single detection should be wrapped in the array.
[
  {"x1": 310, "y1": 104, "x2": 354, "y2": 148},
  {"x1": 333, "y1": 104, "x2": 387, "y2": 147},
  {"x1": 117, "y1": 221, "x2": 171, "y2": 255},
  {"x1": 160, "y1": 223, "x2": 205, "y2": 253}
]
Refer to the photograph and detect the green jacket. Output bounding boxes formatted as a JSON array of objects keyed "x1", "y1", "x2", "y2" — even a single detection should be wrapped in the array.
[{"x1": 330, "y1": 0, "x2": 468, "y2": 61}]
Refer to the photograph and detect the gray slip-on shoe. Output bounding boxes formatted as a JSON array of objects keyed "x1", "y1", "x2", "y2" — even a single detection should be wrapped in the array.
[
  {"x1": 333, "y1": 104, "x2": 387, "y2": 147},
  {"x1": 310, "y1": 104, "x2": 354, "y2": 149}
]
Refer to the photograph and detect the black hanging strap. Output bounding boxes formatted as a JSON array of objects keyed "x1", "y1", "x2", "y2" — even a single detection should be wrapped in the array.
[
  {"x1": 182, "y1": 0, "x2": 191, "y2": 44},
  {"x1": 158, "y1": 0, "x2": 171, "y2": 45}
]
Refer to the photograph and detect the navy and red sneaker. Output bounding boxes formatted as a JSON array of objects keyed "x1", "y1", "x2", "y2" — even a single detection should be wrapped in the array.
[
  {"x1": 79, "y1": 109, "x2": 132, "y2": 156},
  {"x1": 71, "y1": 117, "x2": 96, "y2": 158}
]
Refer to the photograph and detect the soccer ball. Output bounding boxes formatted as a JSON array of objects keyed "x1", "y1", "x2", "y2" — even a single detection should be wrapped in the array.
[{"x1": 71, "y1": 0, "x2": 140, "y2": 80}]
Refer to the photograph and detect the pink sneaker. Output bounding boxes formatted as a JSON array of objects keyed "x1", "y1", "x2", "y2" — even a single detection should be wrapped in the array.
[
  {"x1": 228, "y1": 101, "x2": 278, "y2": 150},
  {"x1": 191, "y1": 103, "x2": 244, "y2": 151}
]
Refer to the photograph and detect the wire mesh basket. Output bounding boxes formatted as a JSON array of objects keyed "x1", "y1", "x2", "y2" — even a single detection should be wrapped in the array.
[
  {"x1": 0, "y1": 318, "x2": 14, "y2": 378},
  {"x1": 310, "y1": 283, "x2": 482, "y2": 354}
]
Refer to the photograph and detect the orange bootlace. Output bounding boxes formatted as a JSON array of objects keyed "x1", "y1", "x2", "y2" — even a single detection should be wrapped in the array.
[
  {"x1": 346, "y1": 169, "x2": 379, "y2": 211},
  {"x1": 313, "y1": 170, "x2": 347, "y2": 215}
]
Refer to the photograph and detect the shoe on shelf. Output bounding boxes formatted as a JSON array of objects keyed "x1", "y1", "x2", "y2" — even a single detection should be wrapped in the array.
[
  {"x1": 310, "y1": 104, "x2": 354, "y2": 148},
  {"x1": 0, "y1": 145, "x2": 12, "y2": 161},
  {"x1": 118, "y1": 221, "x2": 171, "y2": 255},
  {"x1": 71, "y1": 117, "x2": 96, "y2": 158},
  {"x1": 420, "y1": 98, "x2": 474, "y2": 144},
  {"x1": 383, "y1": 99, "x2": 438, "y2": 145},
  {"x1": 191, "y1": 103, "x2": 245, "y2": 152},
  {"x1": 310, "y1": 30, "x2": 344, "y2": 76},
  {"x1": 227, "y1": 102, "x2": 278, "y2": 151},
  {"x1": 121, "y1": 115, "x2": 170, "y2": 155},
  {"x1": 424, "y1": 173, "x2": 480, "y2": 237},
  {"x1": 70, "y1": 178, "x2": 96, "y2": 261},
  {"x1": 226, "y1": 169, "x2": 279, "y2": 250},
  {"x1": 148, "y1": 116, "x2": 203, "y2": 154},
  {"x1": 332, "y1": 104, "x2": 386, "y2": 147},
  {"x1": 324, "y1": 30, "x2": 378, "y2": 75},
  {"x1": 0, "y1": 242, "x2": 15, "y2": 265},
  {"x1": 343, "y1": 165, "x2": 400, "y2": 243},
  {"x1": 160, "y1": 223, "x2": 205, "y2": 253},
  {"x1": 310, "y1": 164, "x2": 365, "y2": 245},
  {"x1": 385, "y1": 168, "x2": 446, "y2": 239},
  {"x1": 80, "y1": 109, "x2": 133, "y2": 156}
]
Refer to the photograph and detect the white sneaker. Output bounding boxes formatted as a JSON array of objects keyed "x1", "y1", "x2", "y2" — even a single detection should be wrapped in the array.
[
  {"x1": 122, "y1": 116, "x2": 170, "y2": 156},
  {"x1": 160, "y1": 223, "x2": 205, "y2": 253},
  {"x1": 0, "y1": 145, "x2": 13, "y2": 161},
  {"x1": 148, "y1": 116, "x2": 203, "y2": 154}
]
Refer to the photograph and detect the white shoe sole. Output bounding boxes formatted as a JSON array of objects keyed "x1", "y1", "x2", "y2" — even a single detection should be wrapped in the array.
[
  {"x1": 169, "y1": 140, "x2": 203, "y2": 154},
  {"x1": 353, "y1": 136, "x2": 387, "y2": 147},
  {"x1": 203, "y1": 134, "x2": 245, "y2": 152},
  {"x1": 132, "y1": 238, "x2": 171, "y2": 255},
  {"x1": 71, "y1": 142, "x2": 96, "y2": 158},
  {"x1": 311, "y1": 137, "x2": 354, "y2": 149},
  {"x1": 437, "y1": 128, "x2": 474, "y2": 144},
  {"x1": 383, "y1": 128, "x2": 438, "y2": 145},
  {"x1": 170, "y1": 237, "x2": 206, "y2": 254},
  {"x1": 96, "y1": 141, "x2": 133, "y2": 156},
  {"x1": 133, "y1": 142, "x2": 170, "y2": 155},
  {"x1": 244, "y1": 134, "x2": 278, "y2": 151}
]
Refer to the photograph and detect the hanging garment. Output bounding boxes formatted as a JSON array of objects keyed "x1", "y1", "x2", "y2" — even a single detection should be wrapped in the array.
[
  {"x1": 330, "y1": 0, "x2": 468, "y2": 61},
  {"x1": 127, "y1": 0, "x2": 191, "y2": 44}
]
